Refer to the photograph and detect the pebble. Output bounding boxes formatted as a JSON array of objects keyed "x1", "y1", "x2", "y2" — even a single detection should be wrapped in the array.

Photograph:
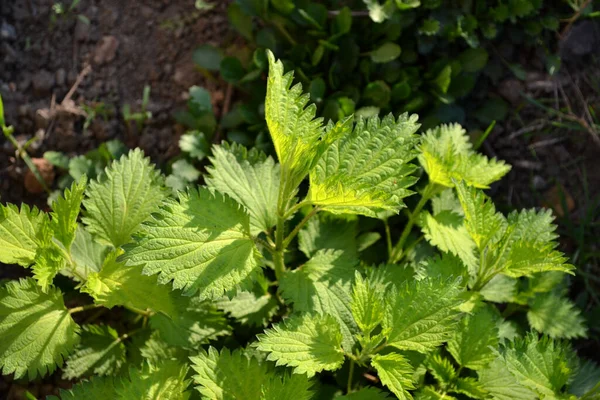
[
  {"x1": 93, "y1": 35, "x2": 120, "y2": 65},
  {"x1": 32, "y1": 70, "x2": 55, "y2": 96}
]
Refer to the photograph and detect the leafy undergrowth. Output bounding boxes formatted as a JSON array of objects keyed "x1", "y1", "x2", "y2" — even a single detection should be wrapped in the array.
[{"x1": 0, "y1": 52, "x2": 599, "y2": 399}]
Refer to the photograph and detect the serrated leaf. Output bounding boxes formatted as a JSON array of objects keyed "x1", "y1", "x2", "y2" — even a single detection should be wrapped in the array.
[
  {"x1": 337, "y1": 387, "x2": 392, "y2": 399},
  {"x1": 383, "y1": 278, "x2": 464, "y2": 353},
  {"x1": 0, "y1": 203, "x2": 47, "y2": 266},
  {"x1": 266, "y1": 51, "x2": 333, "y2": 195},
  {"x1": 414, "y1": 386, "x2": 457, "y2": 400},
  {"x1": 371, "y1": 353, "x2": 416, "y2": 399},
  {"x1": 308, "y1": 114, "x2": 420, "y2": 217},
  {"x1": 206, "y1": 142, "x2": 279, "y2": 235},
  {"x1": 83, "y1": 149, "x2": 166, "y2": 247},
  {"x1": 150, "y1": 295, "x2": 230, "y2": 349},
  {"x1": 298, "y1": 214, "x2": 358, "y2": 258},
  {"x1": 570, "y1": 360, "x2": 600, "y2": 397},
  {"x1": 479, "y1": 274, "x2": 517, "y2": 303},
  {"x1": 451, "y1": 377, "x2": 488, "y2": 399},
  {"x1": 527, "y1": 292, "x2": 587, "y2": 339},
  {"x1": 50, "y1": 177, "x2": 86, "y2": 251},
  {"x1": 68, "y1": 225, "x2": 110, "y2": 281},
  {"x1": 62, "y1": 324, "x2": 126, "y2": 379},
  {"x1": 0, "y1": 278, "x2": 80, "y2": 379},
  {"x1": 118, "y1": 361, "x2": 191, "y2": 400},
  {"x1": 419, "y1": 124, "x2": 510, "y2": 188},
  {"x1": 447, "y1": 305, "x2": 499, "y2": 370},
  {"x1": 418, "y1": 253, "x2": 469, "y2": 283},
  {"x1": 214, "y1": 290, "x2": 278, "y2": 327},
  {"x1": 138, "y1": 331, "x2": 189, "y2": 366},
  {"x1": 478, "y1": 358, "x2": 537, "y2": 400},
  {"x1": 279, "y1": 249, "x2": 359, "y2": 350},
  {"x1": 52, "y1": 376, "x2": 118, "y2": 400},
  {"x1": 261, "y1": 372, "x2": 314, "y2": 400},
  {"x1": 82, "y1": 251, "x2": 176, "y2": 317},
  {"x1": 426, "y1": 352, "x2": 456, "y2": 387},
  {"x1": 351, "y1": 271, "x2": 385, "y2": 333},
  {"x1": 125, "y1": 188, "x2": 261, "y2": 298},
  {"x1": 190, "y1": 347, "x2": 269, "y2": 400},
  {"x1": 495, "y1": 333, "x2": 576, "y2": 398},
  {"x1": 32, "y1": 220, "x2": 66, "y2": 291},
  {"x1": 256, "y1": 314, "x2": 345, "y2": 377}
]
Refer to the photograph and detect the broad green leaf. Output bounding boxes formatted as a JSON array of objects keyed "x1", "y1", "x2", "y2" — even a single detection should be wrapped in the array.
[
  {"x1": 32, "y1": 220, "x2": 66, "y2": 291},
  {"x1": 479, "y1": 274, "x2": 517, "y2": 303},
  {"x1": 351, "y1": 272, "x2": 385, "y2": 333},
  {"x1": 371, "y1": 353, "x2": 416, "y2": 399},
  {"x1": 478, "y1": 359, "x2": 536, "y2": 400},
  {"x1": 256, "y1": 314, "x2": 345, "y2": 377},
  {"x1": 266, "y1": 51, "x2": 332, "y2": 196},
  {"x1": 138, "y1": 331, "x2": 189, "y2": 366},
  {"x1": 426, "y1": 352, "x2": 456, "y2": 386},
  {"x1": 337, "y1": 387, "x2": 392, "y2": 399},
  {"x1": 527, "y1": 292, "x2": 587, "y2": 339},
  {"x1": 261, "y1": 373, "x2": 314, "y2": 400},
  {"x1": 0, "y1": 278, "x2": 80, "y2": 379},
  {"x1": 414, "y1": 386, "x2": 457, "y2": 399},
  {"x1": 451, "y1": 377, "x2": 488, "y2": 399},
  {"x1": 308, "y1": 113, "x2": 420, "y2": 217},
  {"x1": 214, "y1": 290, "x2": 278, "y2": 327},
  {"x1": 118, "y1": 361, "x2": 191, "y2": 400},
  {"x1": 150, "y1": 295, "x2": 230, "y2": 349},
  {"x1": 68, "y1": 225, "x2": 110, "y2": 281},
  {"x1": 298, "y1": 214, "x2": 358, "y2": 258},
  {"x1": 83, "y1": 251, "x2": 176, "y2": 317},
  {"x1": 383, "y1": 278, "x2": 464, "y2": 353},
  {"x1": 62, "y1": 324, "x2": 126, "y2": 379},
  {"x1": 419, "y1": 210, "x2": 477, "y2": 271},
  {"x1": 190, "y1": 347, "x2": 269, "y2": 400},
  {"x1": 447, "y1": 305, "x2": 499, "y2": 370},
  {"x1": 569, "y1": 360, "x2": 600, "y2": 397},
  {"x1": 206, "y1": 142, "x2": 279, "y2": 235},
  {"x1": 51, "y1": 376, "x2": 118, "y2": 400},
  {"x1": 0, "y1": 204, "x2": 47, "y2": 266},
  {"x1": 125, "y1": 188, "x2": 262, "y2": 298},
  {"x1": 279, "y1": 249, "x2": 359, "y2": 350},
  {"x1": 418, "y1": 253, "x2": 469, "y2": 284},
  {"x1": 495, "y1": 333, "x2": 576, "y2": 398},
  {"x1": 370, "y1": 42, "x2": 402, "y2": 63},
  {"x1": 50, "y1": 177, "x2": 86, "y2": 251},
  {"x1": 419, "y1": 124, "x2": 510, "y2": 188},
  {"x1": 83, "y1": 148, "x2": 166, "y2": 247}
]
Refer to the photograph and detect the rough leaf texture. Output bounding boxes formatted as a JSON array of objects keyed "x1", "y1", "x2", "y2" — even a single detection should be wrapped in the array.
[
  {"x1": 371, "y1": 353, "x2": 416, "y2": 399},
  {"x1": 50, "y1": 178, "x2": 86, "y2": 251},
  {"x1": 83, "y1": 149, "x2": 166, "y2": 247},
  {"x1": 117, "y1": 361, "x2": 191, "y2": 400},
  {"x1": 0, "y1": 204, "x2": 47, "y2": 267},
  {"x1": 308, "y1": 114, "x2": 420, "y2": 216},
  {"x1": 527, "y1": 292, "x2": 587, "y2": 339},
  {"x1": 206, "y1": 143, "x2": 279, "y2": 235},
  {"x1": 0, "y1": 278, "x2": 80, "y2": 379},
  {"x1": 256, "y1": 314, "x2": 345, "y2": 377},
  {"x1": 125, "y1": 188, "x2": 261, "y2": 298}
]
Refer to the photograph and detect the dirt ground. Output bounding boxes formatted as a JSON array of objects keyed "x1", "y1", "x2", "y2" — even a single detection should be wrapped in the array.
[{"x1": 0, "y1": 0, "x2": 232, "y2": 207}]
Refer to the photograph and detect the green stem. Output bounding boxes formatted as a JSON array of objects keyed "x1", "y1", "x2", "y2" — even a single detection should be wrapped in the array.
[
  {"x1": 347, "y1": 360, "x2": 355, "y2": 393},
  {"x1": 390, "y1": 183, "x2": 438, "y2": 263},
  {"x1": 283, "y1": 207, "x2": 320, "y2": 249},
  {"x1": 384, "y1": 219, "x2": 393, "y2": 260},
  {"x1": 68, "y1": 303, "x2": 102, "y2": 314},
  {"x1": 274, "y1": 213, "x2": 286, "y2": 281},
  {"x1": 271, "y1": 20, "x2": 297, "y2": 46}
]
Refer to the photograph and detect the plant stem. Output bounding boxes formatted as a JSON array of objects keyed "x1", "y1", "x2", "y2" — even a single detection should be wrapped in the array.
[
  {"x1": 274, "y1": 213, "x2": 286, "y2": 281},
  {"x1": 68, "y1": 303, "x2": 102, "y2": 314},
  {"x1": 384, "y1": 219, "x2": 393, "y2": 260},
  {"x1": 283, "y1": 206, "x2": 320, "y2": 248},
  {"x1": 389, "y1": 183, "x2": 438, "y2": 263},
  {"x1": 347, "y1": 360, "x2": 355, "y2": 393}
]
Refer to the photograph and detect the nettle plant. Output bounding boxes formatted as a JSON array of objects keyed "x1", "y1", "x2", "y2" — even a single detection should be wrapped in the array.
[{"x1": 1, "y1": 52, "x2": 598, "y2": 399}]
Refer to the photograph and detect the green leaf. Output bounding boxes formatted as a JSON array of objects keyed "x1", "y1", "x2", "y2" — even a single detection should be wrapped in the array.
[
  {"x1": 418, "y1": 253, "x2": 469, "y2": 284},
  {"x1": 371, "y1": 353, "x2": 416, "y2": 399},
  {"x1": 255, "y1": 313, "x2": 345, "y2": 377},
  {"x1": 479, "y1": 274, "x2": 517, "y2": 303},
  {"x1": 370, "y1": 42, "x2": 402, "y2": 63},
  {"x1": 118, "y1": 361, "x2": 191, "y2": 400},
  {"x1": 193, "y1": 44, "x2": 223, "y2": 71},
  {"x1": 495, "y1": 334, "x2": 576, "y2": 398},
  {"x1": 426, "y1": 352, "x2": 456, "y2": 386},
  {"x1": 83, "y1": 149, "x2": 166, "y2": 247},
  {"x1": 298, "y1": 214, "x2": 358, "y2": 258},
  {"x1": 220, "y1": 57, "x2": 246, "y2": 83},
  {"x1": 337, "y1": 387, "x2": 392, "y2": 399},
  {"x1": 191, "y1": 347, "x2": 271, "y2": 400},
  {"x1": 125, "y1": 188, "x2": 261, "y2": 298},
  {"x1": 447, "y1": 305, "x2": 499, "y2": 370},
  {"x1": 0, "y1": 204, "x2": 47, "y2": 267},
  {"x1": 138, "y1": 331, "x2": 189, "y2": 366},
  {"x1": 419, "y1": 124, "x2": 510, "y2": 188},
  {"x1": 419, "y1": 18, "x2": 440, "y2": 35},
  {"x1": 279, "y1": 249, "x2": 359, "y2": 350},
  {"x1": 458, "y1": 48, "x2": 489, "y2": 73},
  {"x1": 180, "y1": 131, "x2": 209, "y2": 160},
  {"x1": 0, "y1": 278, "x2": 80, "y2": 379},
  {"x1": 214, "y1": 290, "x2": 278, "y2": 327},
  {"x1": 527, "y1": 292, "x2": 587, "y2": 339},
  {"x1": 271, "y1": 0, "x2": 295, "y2": 14},
  {"x1": 351, "y1": 271, "x2": 385, "y2": 333},
  {"x1": 206, "y1": 142, "x2": 279, "y2": 235},
  {"x1": 68, "y1": 225, "x2": 110, "y2": 281},
  {"x1": 62, "y1": 324, "x2": 126, "y2": 379},
  {"x1": 383, "y1": 278, "x2": 463, "y2": 353},
  {"x1": 308, "y1": 114, "x2": 420, "y2": 217},
  {"x1": 451, "y1": 377, "x2": 488, "y2": 399},
  {"x1": 262, "y1": 372, "x2": 314, "y2": 400},
  {"x1": 50, "y1": 177, "x2": 86, "y2": 251},
  {"x1": 150, "y1": 295, "x2": 230, "y2": 349},
  {"x1": 266, "y1": 51, "x2": 337, "y2": 196},
  {"x1": 414, "y1": 386, "x2": 457, "y2": 399},
  {"x1": 52, "y1": 376, "x2": 118, "y2": 400},
  {"x1": 569, "y1": 360, "x2": 600, "y2": 397},
  {"x1": 32, "y1": 220, "x2": 66, "y2": 291},
  {"x1": 83, "y1": 251, "x2": 176, "y2": 317}
]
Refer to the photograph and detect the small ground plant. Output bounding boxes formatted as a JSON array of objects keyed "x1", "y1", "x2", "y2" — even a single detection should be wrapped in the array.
[{"x1": 0, "y1": 52, "x2": 598, "y2": 399}]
